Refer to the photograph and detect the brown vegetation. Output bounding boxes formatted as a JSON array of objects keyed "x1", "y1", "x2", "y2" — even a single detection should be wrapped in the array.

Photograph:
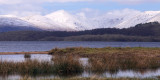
[
  {"x1": 50, "y1": 47, "x2": 160, "y2": 73},
  {"x1": 0, "y1": 55, "x2": 84, "y2": 76},
  {"x1": 1, "y1": 47, "x2": 160, "y2": 78},
  {"x1": 0, "y1": 60, "x2": 54, "y2": 75},
  {"x1": 52, "y1": 54, "x2": 84, "y2": 76}
]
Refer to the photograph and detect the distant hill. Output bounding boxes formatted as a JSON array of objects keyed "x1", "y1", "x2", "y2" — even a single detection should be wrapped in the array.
[{"x1": 0, "y1": 22, "x2": 160, "y2": 41}]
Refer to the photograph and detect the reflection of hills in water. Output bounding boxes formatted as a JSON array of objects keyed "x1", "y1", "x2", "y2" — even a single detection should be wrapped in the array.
[{"x1": 0, "y1": 54, "x2": 160, "y2": 79}]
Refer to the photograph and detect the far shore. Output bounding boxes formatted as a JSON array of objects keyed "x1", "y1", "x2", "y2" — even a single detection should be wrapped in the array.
[{"x1": 0, "y1": 51, "x2": 49, "y2": 55}]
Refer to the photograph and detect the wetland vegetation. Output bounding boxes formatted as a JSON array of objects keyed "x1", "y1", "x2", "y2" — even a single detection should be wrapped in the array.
[
  {"x1": 49, "y1": 47, "x2": 160, "y2": 73},
  {"x1": 1, "y1": 47, "x2": 160, "y2": 79}
]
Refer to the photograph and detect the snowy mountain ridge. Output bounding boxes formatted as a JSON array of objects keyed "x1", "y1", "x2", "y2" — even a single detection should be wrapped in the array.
[{"x1": 0, "y1": 10, "x2": 160, "y2": 31}]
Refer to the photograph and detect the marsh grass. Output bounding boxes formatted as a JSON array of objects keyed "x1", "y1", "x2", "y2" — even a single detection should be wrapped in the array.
[
  {"x1": 0, "y1": 55, "x2": 84, "y2": 76},
  {"x1": 1, "y1": 47, "x2": 160, "y2": 78},
  {"x1": 88, "y1": 53, "x2": 160, "y2": 74},
  {"x1": 17, "y1": 60, "x2": 54, "y2": 75},
  {"x1": 49, "y1": 47, "x2": 160, "y2": 74},
  {"x1": 0, "y1": 60, "x2": 54, "y2": 76},
  {"x1": 52, "y1": 54, "x2": 84, "y2": 76}
]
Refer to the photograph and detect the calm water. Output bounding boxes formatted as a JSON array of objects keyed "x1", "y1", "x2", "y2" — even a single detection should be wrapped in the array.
[
  {"x1": 0, "y1": 41, "x2": 160, "y2": 52},
  {"x1": 0, "y1": 54, "x2": 160, "y2": 80}
]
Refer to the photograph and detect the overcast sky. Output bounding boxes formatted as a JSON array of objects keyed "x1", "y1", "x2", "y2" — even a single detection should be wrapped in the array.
[{"x1": 0, "y1": 0, "x2": 160, "y2": 16}]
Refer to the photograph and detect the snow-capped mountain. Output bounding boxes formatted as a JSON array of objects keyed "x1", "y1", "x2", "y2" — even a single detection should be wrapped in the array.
[
  {"x1": 116, "y1": 11, "x2": 160, "y2": 28},
  {"x1": 0, "y1": 15, "x2": 41, "y2": 32},
  {"x1": 0, "y1": 15, "x2": 33, "y2": 27},
  {"x1": 22, "y1": 15, "x2": 62, "y2": 31},
  {"x1": 0, "y1": 10, "x2": 160, "y2": 31},
  {"x1": 21, "y1": 10, "x2": 89, "y2": 31},
  {"x1": 45, "y1": 10, "x2": 87, "y2": 31}
]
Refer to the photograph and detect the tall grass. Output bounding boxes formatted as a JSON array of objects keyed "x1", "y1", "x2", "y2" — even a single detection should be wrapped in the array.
[
  {"x1": 49, "y1": 47, "x2": 160, "y2": 74},
  {"x1": 88, "y1": 52, "x2": 160, "y2": 74},
  {"x1": 1, "y1": 47, "x2": 160, "y2": 77},
  {"x1": 0, "y1": 55, "x2": 84, "y2": 76},
  {"x1": 52, "y1": 54, "x2": 84, "y2": 76},
  {"x1": 0, "y1": 60, "x2": 54, "y2": 75},
  {"x1": 17, "y1": 60, "x2": 54, "y2": 75}
]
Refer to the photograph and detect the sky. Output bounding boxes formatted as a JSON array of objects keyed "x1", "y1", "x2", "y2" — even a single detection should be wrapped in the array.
[{"x1": 0, "y1": 0, "x2": 160, "y2": 16}]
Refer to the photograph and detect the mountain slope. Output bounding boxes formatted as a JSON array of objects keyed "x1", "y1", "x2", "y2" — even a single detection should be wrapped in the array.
[
  {"x1": 22, "y1": 15, "x2": 62, "y2": 31},
  {"x1": 0, "y1": 15, "x2": 41, "y2": 32},
  {"x1": 45, "y1": 10, "x2": 88, "y2": 31},
  {"x1": 115, "y1": 11, "x2": 160, "y2": 28},
  {"x1": 0, "y1": 15, "x2": 33, "y2": 27}
]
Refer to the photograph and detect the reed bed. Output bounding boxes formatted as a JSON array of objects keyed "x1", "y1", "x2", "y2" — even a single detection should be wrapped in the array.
[
  {"x1": 88, "y1": 52, "x2": 160, "y2": 74},
  {"x1": 0, "y1": 60, "x2": 54, "y2": 75},
  {"x1": 0, "y1": 55, "x2": 84, "y2": 76},
  {"x1": 52, "y1": 54, "x2": 84, "y2": 76},
  {"x1": 49, "y1": 47, "x2": 160, "y2": 74},
  {"x1": 1, "y1": 47, "x2": 160, "y2": 78}
]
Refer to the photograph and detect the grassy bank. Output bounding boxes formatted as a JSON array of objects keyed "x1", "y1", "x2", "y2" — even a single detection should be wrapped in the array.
[{"x1": 49, "y1": 47, "x2": 160, "y2": 57}]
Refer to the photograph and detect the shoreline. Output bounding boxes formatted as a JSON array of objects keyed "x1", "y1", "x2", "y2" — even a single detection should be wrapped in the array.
[{"x1": 0, "y1": 51, "x2": 49, "y2": 55}]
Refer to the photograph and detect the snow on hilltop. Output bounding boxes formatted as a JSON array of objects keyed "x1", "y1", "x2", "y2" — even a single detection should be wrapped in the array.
[{"x1": 0, "y1": 10, "x2": 160, "y2": 31}]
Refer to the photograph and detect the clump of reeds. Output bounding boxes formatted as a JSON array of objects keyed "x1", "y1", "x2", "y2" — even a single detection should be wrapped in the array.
[
  {"x1": 24, "y1": 54, "x2": 31, "y2": 59},
  {"x1": 52, "y1": 54, "x2": 84, "y2": 76},
  {"x1": 0, "y1": 61, "x2": 17, "y2": 74},
  {"x1": 0, "y1": 60, "x2": 54, "y2": 76},
  {"x1": 17, "y1": 60, "x2": 54, "y2": 75},
  {"x1": 87, "y1": 55, "x2": 119, "y2": 74},
  {"x1": 88, "y1": 57, "x2": 107, "y2": 73},
  {"x1": 0, "y1": 55, "x2": 84, "y2": 76}
]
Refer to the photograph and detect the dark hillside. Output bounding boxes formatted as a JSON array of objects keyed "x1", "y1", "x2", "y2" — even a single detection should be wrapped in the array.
[{"x1": 0, "y1": 22, "x2": 160, "y2": 41}]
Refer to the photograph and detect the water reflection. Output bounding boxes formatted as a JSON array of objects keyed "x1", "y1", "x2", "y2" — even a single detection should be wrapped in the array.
[{"x1": 0, "y1": 54, "x2": 160, "y2": 79}]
